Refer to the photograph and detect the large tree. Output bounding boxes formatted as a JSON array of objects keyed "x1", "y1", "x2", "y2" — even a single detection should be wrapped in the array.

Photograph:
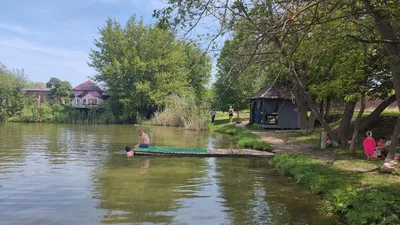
[
  {"x1": 214, "y1": 38, "x2": 269, "y2": 112},
  {"x1": 45, "y1": 77, "x2": 73, "y2": 104},
  {"x1": 89, "y1": 16, "x2": 211, "y2": 122},
  {"x1": 155, "y1": 0, "x2": 395, "y2": 144}
]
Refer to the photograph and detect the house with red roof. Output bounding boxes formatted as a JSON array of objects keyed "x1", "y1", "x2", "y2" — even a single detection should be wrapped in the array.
[
  {"x1": 24, "y1": 85, "x2": 51, "y2": 105},
  {"x1": 72, "y1": 80, "x2": 106, "y2": 108}
]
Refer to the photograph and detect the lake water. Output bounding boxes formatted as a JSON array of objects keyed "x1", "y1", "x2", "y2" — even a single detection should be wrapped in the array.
[{"x1": 0, "y1": 123, "x2": 341, "y2": 225}]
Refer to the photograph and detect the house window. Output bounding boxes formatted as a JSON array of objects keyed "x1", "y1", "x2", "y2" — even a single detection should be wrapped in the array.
[
  {"x1": 92, "y1": 99, "x2": 98, "y2": 105},
  {"x1": 83, "y1": 99, "x2": 86, "y2": 105},
  {"x1": 77, "y1": 98, "x2": 80, "y2": 105}
]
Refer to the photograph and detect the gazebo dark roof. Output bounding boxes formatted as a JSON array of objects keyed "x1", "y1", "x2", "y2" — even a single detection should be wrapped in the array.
[
  {"x1": 249, "y1": 85, "x2": 293, "y2": 100},
  {"x1": 73, "y1": 80, "x2": 102, "y2": 91}
]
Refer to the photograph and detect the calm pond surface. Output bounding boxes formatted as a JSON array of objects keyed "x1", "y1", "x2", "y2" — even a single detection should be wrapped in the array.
[{"x1": 0, "y1": 123, "x2": 341, "y2": 225}]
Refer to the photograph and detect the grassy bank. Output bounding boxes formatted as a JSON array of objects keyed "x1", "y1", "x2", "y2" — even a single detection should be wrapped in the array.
[
  {"x1": 272, "y1": 154, "x2": 400, "y2": 225},
  {"x1": 212, "y1": 124, "x2": 271, "y2": 151}
]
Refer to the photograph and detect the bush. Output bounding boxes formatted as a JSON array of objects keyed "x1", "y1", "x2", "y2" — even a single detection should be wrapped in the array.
[
  {"x1": 151, "y1": 97, "x2": 209, "y2": 130},
  {"x1": 8, "y1": 100, "x2": 117, "y2": 124},
  {"x1": 212, "y1": 124, "x2": 272, "y2": 151},
  {"x1": 272, "y1": 154, "x2": 400, "y2": 225}
]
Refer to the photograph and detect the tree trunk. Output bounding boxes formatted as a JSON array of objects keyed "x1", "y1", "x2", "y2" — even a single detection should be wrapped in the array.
[
  {"x1": 319, "y1": 99, "x2": 324, "y2": 116},
  {"x1": 307, "y1": 111, "x2": 317, "y2": 133},
  {"x1": 337, "y1": 101, "x2": 356, "y2": 146},
  {"x1": 273, "y1": 37, "x2": 336, "y2": 145},
  {"x1": 324, "y1": 97, "x2": 331, "y2": 120},
  {"x1": 249, "y1": 101, "x2": 254, "y2": 125},
  {"x1": 350, "y1": 97, "x2": 365, "y2": 154},
  {"x1": 387, "y1": 117, "x2": 400, "y2": 160},
  {"x1": 357, "y1": 95, "x2": 396, "y2": 131},
  {"x1": 290, "y1": 68, "x2": 338, "y2": 146},
  {"x1": 363, "y1": 0, "x2": 400, "y2": 167},
  {"x1": 294, "y1": 85, "x2": 316, "y2": 134}
]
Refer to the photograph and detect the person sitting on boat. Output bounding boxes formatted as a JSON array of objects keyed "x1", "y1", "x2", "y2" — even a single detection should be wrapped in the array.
[
  {"x1": 125, "y1": 146, "x2": 134, "y2": 158},
  {"x1": 135, "y1": 130, "x2": 150, "y2": 149}
]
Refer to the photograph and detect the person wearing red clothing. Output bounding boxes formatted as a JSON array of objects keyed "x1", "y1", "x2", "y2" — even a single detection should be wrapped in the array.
[{"x1": 363, "y1": 131, "x2": 376, "y2": 160}]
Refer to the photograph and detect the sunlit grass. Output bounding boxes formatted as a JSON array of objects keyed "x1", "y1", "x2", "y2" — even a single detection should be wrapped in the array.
[{"x1": 211, "y1": 124, "x2": 271, "y2": 151}]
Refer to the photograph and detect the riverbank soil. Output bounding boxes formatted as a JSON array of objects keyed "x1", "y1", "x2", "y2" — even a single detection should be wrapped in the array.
[{"x1": 237, "y1": 123, "x2": 339, "y2": 160}]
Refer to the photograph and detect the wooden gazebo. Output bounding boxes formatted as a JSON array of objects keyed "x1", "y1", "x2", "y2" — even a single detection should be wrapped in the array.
[{"x1": 249, "y1": 85, "x2": 300, "y2": 129}]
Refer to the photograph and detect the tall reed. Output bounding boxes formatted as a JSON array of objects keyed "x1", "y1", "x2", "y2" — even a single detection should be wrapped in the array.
[{"x1": 151, "y1": 97, "x2": 209, "y2": 130}]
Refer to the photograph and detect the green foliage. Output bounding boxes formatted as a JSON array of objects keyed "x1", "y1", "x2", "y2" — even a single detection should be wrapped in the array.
[
  {"x1": 213, "y1": 38, "x2": 267, "y2": 111},
  {"x1": 0, "y1": 63, "x2": 28, "y2": 121},
  {"x1": 272, "y1": 154, "x2": 400, "y2": 225},
  {"x1": 45, "y1": 77, "x2": 73, "y2": 103},
  {"x1": 155, "y1": 0, "x2": 397, "y2": 138},
  {"x1": 151, "y1": 97, "x2": 209, "y2": 130},
  {"x1": 89, "y1": 15, "x2": 211, "y2": 122},
  {"x1": 8, "y1": 100, "x2": 116, "y2": 124},
  {"x1": 212, "y1": 124, "x2": 272, "y2": 151}
]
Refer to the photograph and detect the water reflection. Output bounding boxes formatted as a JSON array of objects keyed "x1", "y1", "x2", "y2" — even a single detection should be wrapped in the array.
[
  {"x1": 91, "y1": 156, "x2": 208, "y2": 224},
  {"x1": 0, "y1": 124, "x2": 341, "y2": 225},
  {"x1": 214, "y1": 158, "x2": 341, "y2": 225},
  {"x1": 140, "y1": 159, "x2": 150, "y2": 168}
]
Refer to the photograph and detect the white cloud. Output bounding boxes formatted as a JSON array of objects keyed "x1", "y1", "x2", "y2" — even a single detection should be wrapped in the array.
[
  {"x1": 0, "y1": 36, "x2": 93, "y2": 85},
  {"x1": 0, "y1": 23, "x2": 30, "y2": 35},
  {"x1": 0, "y1": 38, "x2": 88, "y2": 59}
]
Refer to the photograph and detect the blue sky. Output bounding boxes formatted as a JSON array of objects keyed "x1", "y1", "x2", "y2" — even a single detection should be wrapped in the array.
[{"x1": 0, "y1": 0, "x2": 185, "y2": 87}]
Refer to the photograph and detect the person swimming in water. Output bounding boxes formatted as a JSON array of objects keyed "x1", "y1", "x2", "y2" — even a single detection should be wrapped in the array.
[{"x1": 125, "y1": 146, "x2": 134, "y2": 158}]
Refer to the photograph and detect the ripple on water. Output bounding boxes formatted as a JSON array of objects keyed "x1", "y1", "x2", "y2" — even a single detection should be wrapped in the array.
[{"x1": 0, "y1": 124, "x2": 342, "y2": 225}]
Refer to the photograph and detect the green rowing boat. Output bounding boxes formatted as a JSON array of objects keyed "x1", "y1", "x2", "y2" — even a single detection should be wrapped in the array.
[{"x1": 136, "y1": 146, "x2": 208, "y2": 154}]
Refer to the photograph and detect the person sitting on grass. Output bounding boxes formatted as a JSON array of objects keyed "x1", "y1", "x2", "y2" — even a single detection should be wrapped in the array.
[
  {"x1": 363, "y1": 131, "x2": 376, "y2": 160},
  {"x1": 135, "y1": 130, "x2": 150, "y2": 149},
  {"x1": 125, "y1": 146, "x2": 134, "y2": 158},
  {"x1": 376, "y1": 136, "x2": 391, "y2": 158},
  {"x1": 377, "y1": 136, "x2": 387, "y2": 148}
]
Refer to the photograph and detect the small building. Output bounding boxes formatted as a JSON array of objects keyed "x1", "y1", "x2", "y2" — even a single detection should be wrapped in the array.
[
  {"x1": 24, "y1": 85, "x2": 51, "y2": 105},
  {"x1": 72, "y1": 80, "x2": 106, "y2": 108},
  {"x1": 249, "y1": 85, "x2": 300, "y2": 129}
]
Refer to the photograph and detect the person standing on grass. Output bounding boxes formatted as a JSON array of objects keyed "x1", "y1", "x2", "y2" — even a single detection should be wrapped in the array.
[
  {"x1": 363, "y1": 131, "x2": 376, "y2": 160},
  {"x1": 228, "y1": 106, "x2": 234, "y2": 123},
  {"x1": 210, "y1": 108, "x2": 216, "y2": 123}
]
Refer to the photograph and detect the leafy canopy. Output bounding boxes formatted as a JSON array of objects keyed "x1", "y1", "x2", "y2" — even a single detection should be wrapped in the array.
[{"x1": 89, "y1": 15, "x2": 211, "y2": 121}]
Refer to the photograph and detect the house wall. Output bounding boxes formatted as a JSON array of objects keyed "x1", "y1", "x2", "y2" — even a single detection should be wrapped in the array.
[
  {"x1": 250, "y1": 98, "x2": 300, "y2": 129},
  {"x1": 277, "y1": 101, "x2": 300, "y2": 129},
  {"x1": 25, "y1": 91, "x2": 50, "y2": 104},
  {"x1": 73, "y1": 91, "x2": 104, "y2": 106}
]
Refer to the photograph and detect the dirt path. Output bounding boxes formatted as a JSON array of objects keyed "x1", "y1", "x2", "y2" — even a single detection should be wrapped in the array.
[{"x1": 235, "y1": 123, "x2": 346, "y2": 161}]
